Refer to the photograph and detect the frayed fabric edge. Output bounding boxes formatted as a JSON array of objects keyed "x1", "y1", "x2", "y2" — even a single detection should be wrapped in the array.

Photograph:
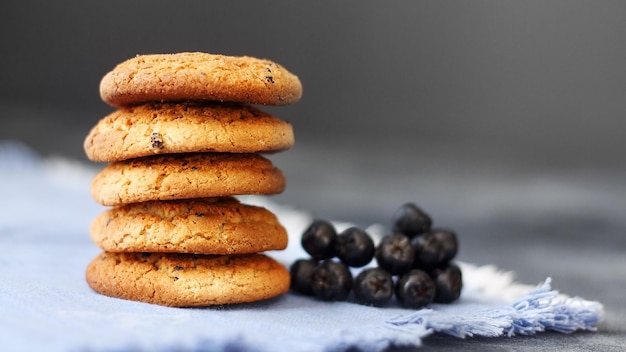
[
  {"x1": 385, "y1": 278, "x2": 604, "y2": 339},
  {"x1": 506, "y1": 278, "x2": 604, "y2": 335}
]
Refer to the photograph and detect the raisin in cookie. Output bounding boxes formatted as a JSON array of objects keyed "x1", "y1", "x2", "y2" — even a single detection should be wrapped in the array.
[
  {"x1": 84, "y1": 102, "x2": 294, "y2": 162},
  {"x1": 100, "y1": 52, "x2": 302, "y2": 107},
  {"x1": 86, "y1": 252, "x2": 290, "y2": 307}
]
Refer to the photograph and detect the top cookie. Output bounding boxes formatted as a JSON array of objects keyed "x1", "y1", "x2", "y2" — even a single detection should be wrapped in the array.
[{"x1": 99, "y1": 52, "x2": 303, "y2": 107}]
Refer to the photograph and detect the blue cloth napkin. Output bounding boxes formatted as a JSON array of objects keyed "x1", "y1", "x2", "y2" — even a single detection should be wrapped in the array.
[{"x1": 0, "y1": 142, "x2": 603, "y2": 352}]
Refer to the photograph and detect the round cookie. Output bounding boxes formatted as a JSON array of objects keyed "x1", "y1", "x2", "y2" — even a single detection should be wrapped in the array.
[
  {"x1": 90, "y1": 197, "x2": 288, "y2": 254},
  {"x1": 100, "y1": 52, "x2": 303, "y2": 107},
  {"x1": 84, "y1": 102, "x2": 295, "y2": 162},
  {"x1": 91, "y1": 152, "x2": 286, "y2": 206},
  {"x1": 86, "y1": 252, "x2": 290, "y2": 307}
]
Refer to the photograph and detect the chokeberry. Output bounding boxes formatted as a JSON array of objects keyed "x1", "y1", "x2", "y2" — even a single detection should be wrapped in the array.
[
  {"x1": 391, "y1": 203, "x2": 432, "y2": 238},
  {"x1": 411, "y1": 228, "x2": 458, "y2": 270},
  {"x1": 431, "y1": 263, "x2": 463, "y2": 304},
  {"x1": 335, "y1": 227, "x2": 375, "y2": 268},
  {"x1": 395, "y1": 269, "x2": 436, "y2": 309},
  {"x1": 301, "y1": 220, "x2": 337, "y2": 260},
  {"x1": 311, "y1": 260, "x2": 353, "y2": 301},
  {"x1": 289, "y1": 258, "x2": 318, "y2": 296},
  {"x1": 375, "y1": 233, "x2": 415, "y2": 275},
  {"x1": 353, "y1": 268, "x2": 394, "y2": 306}
]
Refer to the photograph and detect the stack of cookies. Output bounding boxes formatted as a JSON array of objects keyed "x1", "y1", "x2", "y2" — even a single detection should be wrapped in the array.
[{"x1": 83, "y1": 52, "x2": 302, "y2": 307}]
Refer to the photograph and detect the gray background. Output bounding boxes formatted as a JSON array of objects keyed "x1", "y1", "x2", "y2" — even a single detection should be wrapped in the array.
[
  {"x1": 1, "y1": 1, "x2": 624, "y2": 218},
  {"x1": 2, "y1": 1, "x2": 625, "y2": 350}
]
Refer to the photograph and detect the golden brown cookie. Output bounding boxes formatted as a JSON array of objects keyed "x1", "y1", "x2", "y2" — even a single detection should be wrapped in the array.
[
  {"x1": 90, "y1": 153, "x2": 286, "y2": 206},
  {"x1": 86, "y1": 252, "x2": 290, "y2": 307},
  {"x1": 99, "y1": 52, "x2": 303, "y2": 107},
  {"x1": 90, "y1": 197, "x2": 288, "y2": 254},
  {"x1": 84, "y1": 102, "x2": 294, "y2": 162}
]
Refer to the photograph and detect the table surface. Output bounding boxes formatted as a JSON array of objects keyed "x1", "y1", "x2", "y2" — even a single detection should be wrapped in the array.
[
  {"x1": 268, "y1": 141, "x2": 626, "y2": 351},
  {"x1": 2, "y1": 136, "x2": 625, "y2": 351}
]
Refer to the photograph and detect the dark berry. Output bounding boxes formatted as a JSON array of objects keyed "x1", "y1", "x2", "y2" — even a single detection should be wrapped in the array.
[
  {"x1": 395, "y1": 269, "x2": 436, "y2": 309},
  {"x1": 375, "y1": 233, "x2": 415, "y2": 275},
  {"x1": 411, "y1": 228, "x2": 458, "y2": 270},
  {"x1": 431, "y1": 263, "x2": 463, "y2": 303},
  {"x1": 391, "y1": 203, "x2": 432, "y2": 238},
  {"x1": 289, "y1": 258, "x2": 318, "y2": 296},
  {"x1": 301, "y1": 220, "x2": 337, "y2": 260},
  {"x1": 353, "y1": 268, "x2": 394, "y2": 306},
  {"x1": 335, "y1": 227, "x2": 375, "y2": 267},
  {"x1": 311, "y1": 260, "x2": 352, "y2": 301}
]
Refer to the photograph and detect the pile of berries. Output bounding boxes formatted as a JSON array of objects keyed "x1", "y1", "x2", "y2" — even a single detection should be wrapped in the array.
[{"x1": 289, "y1": 203, "x2": 463, "y2": 308}]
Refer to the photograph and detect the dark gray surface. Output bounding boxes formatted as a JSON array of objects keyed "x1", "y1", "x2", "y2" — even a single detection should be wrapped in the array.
[
  {"x1": 5, "y1": 138, "x2": 625, "y2": 351},
  {"x1": 2, "y1": 1, "x2": 625, "y2": 350},
  {"x1": 270, "y1": 142, "x2": 626, "y2": 351}
]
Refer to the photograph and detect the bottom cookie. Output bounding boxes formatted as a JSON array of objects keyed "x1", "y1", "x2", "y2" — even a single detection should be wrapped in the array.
[{"x1": 86, "y1": 252, "x2": 290, "y2": 307}]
